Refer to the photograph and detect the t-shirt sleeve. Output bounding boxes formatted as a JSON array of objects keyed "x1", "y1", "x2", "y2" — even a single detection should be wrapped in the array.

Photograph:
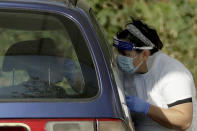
[{"x1": 160, "y1": 71, "x2": 194, "y2": 107}]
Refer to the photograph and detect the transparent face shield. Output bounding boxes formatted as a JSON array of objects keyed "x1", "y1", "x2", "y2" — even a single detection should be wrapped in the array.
[
  {"x1": 112, "y1": 36, "x2": 153, "y2": 72},
  {"x1": 113, "y1": 22, "x2": 156, "y2": 53}
]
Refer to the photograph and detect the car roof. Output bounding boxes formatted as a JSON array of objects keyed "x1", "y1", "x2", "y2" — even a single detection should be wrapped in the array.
[
  {"x1": 0, "y1": 0, "x2": 64, "y2": 5},
  {"x1": 0, "y1": 0, "x2": 90, "y2": 16},
  {"x1": 0, "y1": 0, "x2": 88, "y2": 8}
]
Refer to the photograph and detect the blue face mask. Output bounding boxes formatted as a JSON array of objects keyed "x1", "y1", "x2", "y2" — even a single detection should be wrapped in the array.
[{"x1": 117, "y1": 55, "x2": 142, "y2": 74}]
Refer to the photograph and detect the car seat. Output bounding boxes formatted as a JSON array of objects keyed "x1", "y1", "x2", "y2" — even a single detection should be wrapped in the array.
[{"x1": 2, "y1": 38, "x2": 67, "y2": 98}]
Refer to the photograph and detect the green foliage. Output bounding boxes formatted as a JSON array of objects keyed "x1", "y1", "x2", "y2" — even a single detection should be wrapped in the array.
[{"x1": 86, "y1": 0, "x2": 197, "y2": 89}]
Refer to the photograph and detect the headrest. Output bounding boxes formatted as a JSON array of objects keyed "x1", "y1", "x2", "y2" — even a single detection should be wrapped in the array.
[
  {"x1": 2, "y1": 38, "x2": 63, "y2": 72},
  {"x1": 4, "y1": 38, "x2": 63, "y2": 56}
]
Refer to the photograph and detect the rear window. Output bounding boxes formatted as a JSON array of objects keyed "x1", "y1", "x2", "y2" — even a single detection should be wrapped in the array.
[{"x1": 0, "y1": 10, "x2": 98, "y2": 100}]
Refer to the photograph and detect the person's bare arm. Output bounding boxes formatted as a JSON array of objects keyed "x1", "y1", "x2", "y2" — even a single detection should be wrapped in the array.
[{"x1": 147, "y1": 103, "x2": 193, "y2": 131}]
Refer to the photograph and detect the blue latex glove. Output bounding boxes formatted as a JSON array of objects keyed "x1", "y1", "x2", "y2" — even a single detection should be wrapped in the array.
[{"x1": 126, "y1": 96, "x2": 150, "y2": 115}]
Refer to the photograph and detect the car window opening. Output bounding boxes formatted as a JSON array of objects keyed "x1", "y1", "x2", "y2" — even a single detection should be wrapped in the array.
[{"x1": 0, "y1": 10, "x2": 99, "y2": 101}]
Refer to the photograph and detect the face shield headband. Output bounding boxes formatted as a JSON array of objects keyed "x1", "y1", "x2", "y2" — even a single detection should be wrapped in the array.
[
  {"x1": 113, "y1": 36, "x2": 154, "y2": 50},
  {"x1": 113, "y1": 24, "x2": 155, "y2": 50}
]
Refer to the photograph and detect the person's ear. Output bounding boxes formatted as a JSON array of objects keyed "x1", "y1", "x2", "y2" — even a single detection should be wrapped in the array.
[{"x1": 141, "y1": 50, "x2": 150, "y2": 60}]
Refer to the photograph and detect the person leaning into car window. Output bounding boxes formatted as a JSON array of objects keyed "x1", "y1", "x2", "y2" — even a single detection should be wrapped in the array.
[{"x1": 113, "y1": 18, "x2": 196, "y2": 131}]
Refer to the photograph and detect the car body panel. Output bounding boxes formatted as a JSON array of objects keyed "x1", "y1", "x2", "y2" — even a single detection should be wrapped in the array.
[{"x1": 0, "y1": 0, "x2": 122, "y2": 119}]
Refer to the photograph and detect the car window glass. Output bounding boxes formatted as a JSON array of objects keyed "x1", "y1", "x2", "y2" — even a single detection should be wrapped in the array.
[{"x1": 0, "y1": 11, "x2": 98, "y2": 100}]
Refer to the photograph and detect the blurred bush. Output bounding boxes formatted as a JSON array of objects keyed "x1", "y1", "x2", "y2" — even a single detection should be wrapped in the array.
[{"x1": 86, "y1": 0, "x2": 197, "y2": 89}]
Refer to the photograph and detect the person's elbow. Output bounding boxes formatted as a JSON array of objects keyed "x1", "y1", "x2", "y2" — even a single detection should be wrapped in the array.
[
  {"x1": 184, "y1": 121, "x2": 192, "y2": 130},
  {"x1": 173, "y1": 116, "x2": 192, "y2": 131},
  {"x1": 170, "y1": 103, "x2": 193, "y2": 131},
  {"x1": 179, "y1": 119, "x2": 192, "y2": 131}
]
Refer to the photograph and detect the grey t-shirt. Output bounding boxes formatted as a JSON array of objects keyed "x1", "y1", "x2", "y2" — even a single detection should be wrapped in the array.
[{"x1": 123, "y1": 51, "x2": 196, "y2": 131}]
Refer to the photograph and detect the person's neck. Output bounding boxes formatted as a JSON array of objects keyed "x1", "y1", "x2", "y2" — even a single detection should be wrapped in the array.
[{"x1": 137, "y1": 61, "x2": 148, "y2": 74}]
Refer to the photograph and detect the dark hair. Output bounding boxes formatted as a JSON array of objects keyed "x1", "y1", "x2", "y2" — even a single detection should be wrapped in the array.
[{"x1": 116, "y1": 18, "x2": 163, "y2": 55}]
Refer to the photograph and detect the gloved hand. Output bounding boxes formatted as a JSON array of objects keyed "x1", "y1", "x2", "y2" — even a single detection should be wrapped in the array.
[{"x1": 126, "y1": 96, "x2": 150, "y2": 115}]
